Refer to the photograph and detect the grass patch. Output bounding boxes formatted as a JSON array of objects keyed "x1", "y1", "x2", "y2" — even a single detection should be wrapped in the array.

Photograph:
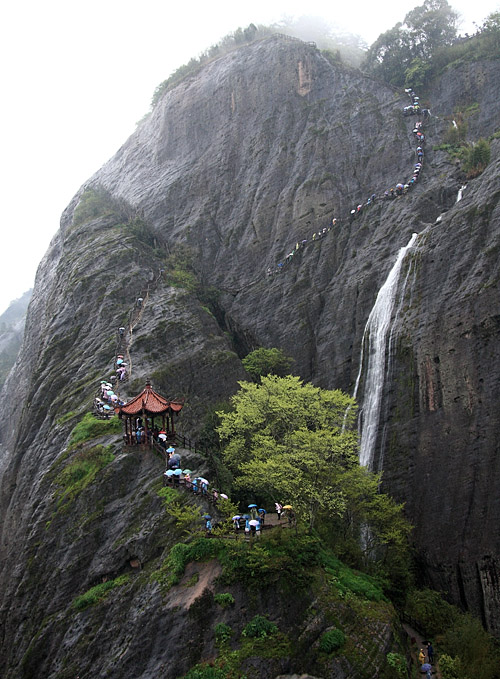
[
  {"x1": 151, "y1": 532, "x2": 323, "y2": 593},
  {"x1": 56, "y1": 411, "x2": 78, "y2": 426},
  {"x1": 321, "y1": 551, "x2": 387, "y2": 602},
  {"x1": 55, "y1": 445, "x2": 114, "y2": 510},
  {"x1": 72, "y1": 574, "x2": 129, "y2": 611},
  {"x1": 69, "y1": 412, "x2": 122, "y2": 446},
  {"x1": 156, "y1": 486, "x2": 182, "y2": 504}
]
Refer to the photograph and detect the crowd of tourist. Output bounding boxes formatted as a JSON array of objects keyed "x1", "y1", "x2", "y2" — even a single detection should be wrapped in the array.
[{"x1": 267, "y1": 86, "x2": 428, "y2": 276}]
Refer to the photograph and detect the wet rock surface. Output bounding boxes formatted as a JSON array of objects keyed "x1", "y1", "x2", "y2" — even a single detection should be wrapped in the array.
[{"x1": 0, "y1": 35, "x2": 499, "y2": 677}]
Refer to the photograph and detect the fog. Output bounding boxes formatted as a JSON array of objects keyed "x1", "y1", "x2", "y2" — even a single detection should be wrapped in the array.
[{"x1": 0, "y1": 0, "x2": 497, "y2": 314}]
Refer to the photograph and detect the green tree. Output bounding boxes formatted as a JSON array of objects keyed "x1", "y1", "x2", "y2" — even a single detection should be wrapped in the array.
[
  {"x1": 217, "y1": 375, "x2": 356, "y2": 475},
  {"x1": 364, "y1": 0, "x2": 458, "y2": 86},
  {"x1": 217, "y1": 375, "x2": 411, "y2": 563},
  {"x1": 404, "y1": 0, "x2": 458, "y2": 59},
  {"x1": 242, "y1": 347, "x2": 294, "y2": 381},
  {"x1": 363, "y1": 23, "x2": 410, "y2": 86}
]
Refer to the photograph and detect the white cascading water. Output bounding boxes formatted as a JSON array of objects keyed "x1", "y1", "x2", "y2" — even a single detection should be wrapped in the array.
[
  {"x1": 352, "y1": 233, "x2": 419, "y2": 469},
  {"x1": 456, "y1": 184, "x2": 467, "y2": 202}
]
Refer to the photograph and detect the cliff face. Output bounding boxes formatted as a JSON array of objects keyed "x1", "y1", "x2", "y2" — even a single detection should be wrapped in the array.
[
  {"x1": 0, "y1": 290, "x2": 31, "y2": 391},
  {"x1": 0, "y1": 35, "x2": 499, "y2": 676}
]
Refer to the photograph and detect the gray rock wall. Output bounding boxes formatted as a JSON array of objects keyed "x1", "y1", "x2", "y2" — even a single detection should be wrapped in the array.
[{"x1": 0, "y1": 36, "x2": 499, "y2": 676}]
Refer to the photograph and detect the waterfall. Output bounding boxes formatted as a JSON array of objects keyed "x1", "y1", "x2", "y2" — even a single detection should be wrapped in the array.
[
  {"x1": 353, "y1": 233, "x2": 419, "y2": 469},
  {"x1": 456, "y1": 184, "x2": 467, "y2": 202}
]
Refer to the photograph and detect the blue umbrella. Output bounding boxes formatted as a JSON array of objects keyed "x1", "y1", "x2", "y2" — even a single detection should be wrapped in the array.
[
  {"x1": 243, "y1": 514, "x2": 251, "y2": 519},
  {"x1": 203, "y1": 514, "x2": 212, "y2": 520},
  {"x1": 421, "y1": 664, "x2": 432, "y2": 672},
  {"x1": 164, "y1": 470, "x2": 175, "y2": 476},
  {"x1": 182, "y1": 469, "x2": 192, "y2": 474},
  {"x1": 258, "y1": 508, "x2": 266, "y2": 513},
  {"x1": 173, "y1": 468, "x2": 183, "y2": 476},
  {"x1": 167, "y1": 446, "x2": 175, "y2": 453},
  {"x1": 232, "y1": 515, "x2": 241, "y2": 520},
  {"x1": 248, "y1": 504, "x2": 257, "y2": 508}
]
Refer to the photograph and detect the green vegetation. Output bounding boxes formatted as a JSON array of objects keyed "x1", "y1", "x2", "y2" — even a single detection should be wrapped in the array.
[
  {"x1": 214, "y1": 592, "x2": 235, "y2": 608},
  {"x1": 461, "y1": 138, "x2": 491, "y2": 178},
  {"x1": 124, "y1": 217, "x2": 161, "y2": 250},
  {"x1": 241, "y1": 615, "x2": 278, "y2": 639},
  {"x1": 72, "y1": 574, "x2": 129, "y2": 611},
  {"x1": 405, "y1": 588, "x2": 500, "y2": 679},
  {"x1": 216, "y1": 375, "x2": 411, "y2": 589},
  {"x1": 318, "y1": 628, "x2": 345, "y2": 653},
  {"x1": 439, "y1": 654, "x2": 461, "y2": 679},
  {"x1": 72, "y1": 187, "x2": 123, "y2": 226},
  {"x1": 183, "y1": 665, "x2": 234, "y2": 679},
  {"x1": 56, "y1": 410, "x2": 77, "y2": 426},
  {"x1": 162, "y1": 244, "x2": 199, "y2": 293},
  {"x1": 241, "y1": 347, "x2": 294, "y2": 381},
  {"x1": 152, "y1": 530, "x2": 393, "y2": 606},
  {"x1": 429, "y1": 12, "x2": 500, "y2": 79},
  {"x1": 55, "y1": 444, "x2": 114, "y2": 509},
  {"x1": 321, "y1": 551, "x2": 387, "y2": 602},
  {"x1": 69, "y1": 412, "x2": 122, "y2": 446},
  {"x1": 364, "y1": 5, "x2": 500, "y2": 89},
  {"x1": 156, "y1": 486, "x2": 181, "y2": 504},
  {"x1": 214, "y1": 622, "x2": 233, "y2": 646},
  {"x1": 152, "y1": 24, "x2": 269, "y2": 107},
  {"x1": 386, "y1": 652, "x2": 407, "y2": 678},
  {"x1": 364, "y1": 0, "x2": 458, "y2": 87}
]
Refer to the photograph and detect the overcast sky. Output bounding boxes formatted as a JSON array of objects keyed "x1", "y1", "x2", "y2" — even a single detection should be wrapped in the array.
[{"x1": 0, "y1": 0, "x2": 497, "y2": 315}]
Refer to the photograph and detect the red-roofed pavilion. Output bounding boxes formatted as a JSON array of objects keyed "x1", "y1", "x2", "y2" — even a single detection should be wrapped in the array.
[{"x1": 117, "y1": 381, "x2": 184, "y2": 445}]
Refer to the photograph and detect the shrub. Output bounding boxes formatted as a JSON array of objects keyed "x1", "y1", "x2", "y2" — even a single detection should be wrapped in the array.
[
  {"x1": 156, "y1": 486, "x2": 181, "y2": 504},
  {"x1": 319, "y1": 628, "x2": 345, "y2": 654},
  {"x1": 386, "y1": 652, "x2": 407, "y2": 678},
  {"x1": 462, "y1": 138, "x2": 491, "y2": 178},
  {"x1": 73, "y1": 187, "x2": 121, "y2": 226},
  {"x1": 439, "y1": 654, "x2": 461, "y2": 679},
  {"x1": 214, "y1": 592, "x2": 235, "y2": 608},
  {"x1": 405, "y1": 588, "x2": 457, "y2": 637},
  {"x1": 242, "y1": 615, "x2": 278, "y2": 639},
  {"x1": 439, "y1": 613, "x2": 500, "y2": 679},
  {"x1": 214, "y1": 623, "x2": 233, "y2": 646}
]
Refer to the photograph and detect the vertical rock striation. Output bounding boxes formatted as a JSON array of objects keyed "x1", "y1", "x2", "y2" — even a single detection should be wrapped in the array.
[{"x1": 0, "y1": 36, "x2": 499, "y2": 676}]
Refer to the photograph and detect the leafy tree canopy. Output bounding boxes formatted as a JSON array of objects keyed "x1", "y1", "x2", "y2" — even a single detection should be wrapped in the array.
[
  {"x1": 364, "y1": 0, "x2": 458, "y2": 86},
  {"x1": 242, "y1": 347, "x2": 294, "y2": 381},
  {"x1": 216, "y1": 375, "x2": 411, "y2": 569}
]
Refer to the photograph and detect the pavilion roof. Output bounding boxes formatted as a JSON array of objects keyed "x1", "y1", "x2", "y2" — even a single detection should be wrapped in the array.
[{"x1": 119, "y1": 382, "x2": 184, "y2": 416}]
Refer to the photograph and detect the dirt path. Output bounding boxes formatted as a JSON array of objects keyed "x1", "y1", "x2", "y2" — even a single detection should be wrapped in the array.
[{"x1": 403, "y1": 623, "x2": 438, "y2": 677}]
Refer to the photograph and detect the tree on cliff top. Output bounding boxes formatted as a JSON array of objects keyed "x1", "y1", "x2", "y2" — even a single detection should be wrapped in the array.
[{"x1": 364, "y1": 0, "x2": 458, "y2": 86}]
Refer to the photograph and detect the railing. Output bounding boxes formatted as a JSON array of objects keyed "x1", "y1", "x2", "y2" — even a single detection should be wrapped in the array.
[
  {"x1": 401, "y1": 612, "x2": 427, "y2": 637},
  {"x1": 171, "y1": 432, "x2": 202, "y2": 455},
  {"x1": 274, "y1": 33, "x2": 317, "y2": 48}
]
